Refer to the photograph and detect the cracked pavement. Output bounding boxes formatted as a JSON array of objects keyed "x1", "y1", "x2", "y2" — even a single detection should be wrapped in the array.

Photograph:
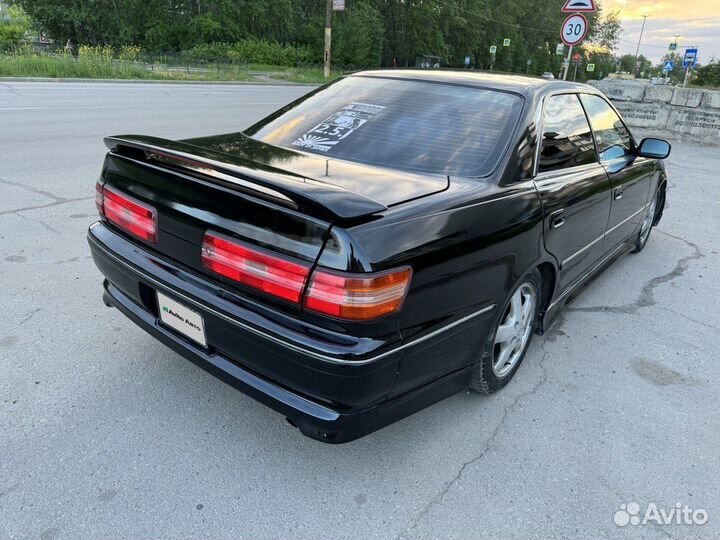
[{"x1": 1, "y1": 82, "x2": 719, "y2": 540}]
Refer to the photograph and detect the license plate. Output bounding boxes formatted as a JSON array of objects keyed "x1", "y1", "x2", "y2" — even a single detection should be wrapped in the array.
[{"x1": 157, "y1": 291, "x2": 207, "y2": 347}]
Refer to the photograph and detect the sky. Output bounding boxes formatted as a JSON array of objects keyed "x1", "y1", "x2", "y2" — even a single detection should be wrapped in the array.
[{"x1": 602, "y1": 0, "x2": 720, "y2": 64}]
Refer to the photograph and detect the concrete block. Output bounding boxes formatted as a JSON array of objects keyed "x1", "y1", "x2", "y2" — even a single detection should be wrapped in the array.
[
  {"x1": 592, "y1": 80, "x2": 646, "y2": 102},
  {"x1": 613, "y1": 101, "x2": 671, "y2": 129},
  {"x1": 700, "y1": 90, "x2": 720, "y2": 110},
  {"x1": 671, "y1": 87, "x2": 704, "y2": 108},
  {"x1": 644, "y1": 85, "x2": 674, "y2": 103},
  {"x1": 667, "y1": 108, "x2": 720, "y2": 142}
]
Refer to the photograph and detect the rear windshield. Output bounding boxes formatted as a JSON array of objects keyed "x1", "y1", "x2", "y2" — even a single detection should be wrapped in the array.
[{"x1": 247, "y1": 76, "x2": 523, "y2": 177}]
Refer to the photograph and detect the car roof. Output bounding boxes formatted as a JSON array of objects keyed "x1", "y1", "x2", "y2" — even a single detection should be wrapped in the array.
[{"x1": 349, "y1": 69, "x2": 594, "y2": 97}]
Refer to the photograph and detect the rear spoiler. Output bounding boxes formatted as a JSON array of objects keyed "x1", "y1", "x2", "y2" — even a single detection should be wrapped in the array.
[{"x1": 103, "y1": 135, "x2": 387, "y2": 221}]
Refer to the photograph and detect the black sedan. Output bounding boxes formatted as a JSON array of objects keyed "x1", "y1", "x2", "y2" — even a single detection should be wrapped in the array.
[{"x1": 88, "y1": 70, "x2": 670, "y2": 443}]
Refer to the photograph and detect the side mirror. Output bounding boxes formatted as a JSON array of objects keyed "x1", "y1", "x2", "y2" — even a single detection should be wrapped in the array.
[{"x1": 637, "y1": 138, "x2": 671, "y2": 159}]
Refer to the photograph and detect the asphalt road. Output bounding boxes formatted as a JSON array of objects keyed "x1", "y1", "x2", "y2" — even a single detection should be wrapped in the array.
[{"x1": 1, "y1": 81, "x2": 719, "y2": 540}]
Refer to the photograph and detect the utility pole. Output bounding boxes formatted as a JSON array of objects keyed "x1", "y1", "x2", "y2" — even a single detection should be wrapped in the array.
[
  {"x1": 562, "y1": 45, "x2": 572, "y2": 81},
  {"x1": 633, "y1": 15, "x2": 647, "y2": 77},
  {"x1": 323, "y1": 0, "x2": 333, "y2": 79}
]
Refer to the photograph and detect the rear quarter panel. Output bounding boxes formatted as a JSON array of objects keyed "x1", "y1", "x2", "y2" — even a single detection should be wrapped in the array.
[{"x1": 347, "y1": 177, "x2": 547, "y2": 395}]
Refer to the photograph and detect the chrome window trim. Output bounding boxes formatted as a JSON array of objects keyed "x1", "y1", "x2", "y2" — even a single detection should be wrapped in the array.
[
  {"x1": 90, "y1": 232, "x2": 495, "y2": 366},
  {"x1": 532, "y1": 89, "x2": 603, "y2": 178}
]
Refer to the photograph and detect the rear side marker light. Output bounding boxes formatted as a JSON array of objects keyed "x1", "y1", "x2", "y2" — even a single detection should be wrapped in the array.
[
  {"x1": 95, "y1": 182, "x2": 104, "y2": 215},
  {"x1": 98, "y1": 184, "x2": 158, "y2": 244},
  {"x1": 201, "y1": 232, "x2": 311, "y2": 303},
  {"x1": 304, "y1": 267, "x2": 412, "y2": 321}
]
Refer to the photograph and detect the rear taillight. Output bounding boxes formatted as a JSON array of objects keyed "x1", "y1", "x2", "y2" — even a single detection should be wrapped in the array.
[
  {"x1": 201, "y1": 232, "x2": 311, "y2": 303},
  {"x1": 304, "y1": 267, "x2": 412, "y2": 321},
  {"x1": 100, "y1": 185, "x2": 158, "y2": 244},
  {"x1": 201, "y1": 231, "x2": 412, "y2": 321}
]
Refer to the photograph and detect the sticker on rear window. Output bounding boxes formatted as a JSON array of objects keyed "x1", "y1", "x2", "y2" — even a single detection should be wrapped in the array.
[{"x1": 292, "y1": 102, "x2": 385, "y2": 153}]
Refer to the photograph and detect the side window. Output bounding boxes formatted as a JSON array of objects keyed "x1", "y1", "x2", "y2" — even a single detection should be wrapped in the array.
[
  {"x1": 580, "y1": 94, "x2": 634, "y2": 161},
  {"x1": 539, "y1": 94, "x2": 597, "y2": 173}
]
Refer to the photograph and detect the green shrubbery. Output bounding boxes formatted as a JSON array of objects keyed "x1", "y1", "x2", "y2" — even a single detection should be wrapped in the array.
[
  {"x1": 0, "y1": 5, "x2": 31, "y2": 51},
  {"x1": 184, "y1": 39, "x2": 316, "y2": 67},
  {"x1": 693, "y1": 60, "x2": 720, "y2": 88}
]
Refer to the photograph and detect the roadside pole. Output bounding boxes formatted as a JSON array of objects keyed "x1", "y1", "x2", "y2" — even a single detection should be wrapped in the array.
[
  {"x1": 573, "y1": 55, "x2": 579, "y2": 81},
  {"x1": 562, "y1": 45, "x2": 572, "y2": 80},
  {"x1": 324, "y1": 0, "x2": 333, "y2": 79},
  {"x1": 682, "y1": 47, "x2": 698, "y2": 88}
]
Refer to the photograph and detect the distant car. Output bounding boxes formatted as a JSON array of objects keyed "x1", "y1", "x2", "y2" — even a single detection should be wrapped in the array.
[
  {"x1": 88, "y1": 70, "x2": 670, "y2": 443},
  {"x1": 541, "y1": 71, "x2": 555, "y2": 79}
]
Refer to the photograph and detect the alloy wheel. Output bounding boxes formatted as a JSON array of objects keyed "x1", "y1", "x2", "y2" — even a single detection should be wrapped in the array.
[
  {"x1": 492, "y1": 283, "x2": 536, "y2": 378},
  {"x1": 639, "y1": 195, "x2": 657, "y2": 245}
]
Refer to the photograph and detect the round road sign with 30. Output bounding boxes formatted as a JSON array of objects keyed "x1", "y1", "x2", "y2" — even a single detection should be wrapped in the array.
[{"x1": 561, "y1": 13, "x2": 588, "y2": 46}]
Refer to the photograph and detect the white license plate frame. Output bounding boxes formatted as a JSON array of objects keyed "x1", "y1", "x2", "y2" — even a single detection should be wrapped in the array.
[{"x1": 157, "y1": 291, "x2": 207, "y2": 347}]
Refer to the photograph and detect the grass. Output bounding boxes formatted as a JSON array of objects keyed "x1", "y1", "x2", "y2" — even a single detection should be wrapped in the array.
[{"x1": 0, "y1": 52, "x2": 337, "y2": 83}]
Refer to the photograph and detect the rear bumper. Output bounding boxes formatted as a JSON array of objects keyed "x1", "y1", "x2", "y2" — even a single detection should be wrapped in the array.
[{"x1": 88, "y1": 222, "x2": 473, "y2": 443}]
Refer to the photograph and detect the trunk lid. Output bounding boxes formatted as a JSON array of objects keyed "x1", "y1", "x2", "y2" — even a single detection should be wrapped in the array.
[
  {"x1": 182, "y1": 132, "x2": 449, "y2": 209},
  {"x1": 100, "y1": 134, "x2": 443, "y2": 314}
]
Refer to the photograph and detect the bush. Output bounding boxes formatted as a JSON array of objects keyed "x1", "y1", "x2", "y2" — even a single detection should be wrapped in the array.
[
  {"x1": 0, "y1": 5, "x2": 31, "y2": 51},
  {"x1": 78, "y1": 45, "x2": 114, "y2": 62},
  {"x1": 694, "y1": 59, "x2": 720, "y2": 88},
  {"x1": 184, "y1": 38, "x2": 316, "y2": 67},
  {"x1": 117, "y1": 45, "x2": 142, "y2": 62}
]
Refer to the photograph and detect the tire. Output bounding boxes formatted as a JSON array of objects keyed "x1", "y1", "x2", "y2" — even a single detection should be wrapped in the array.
[
  {"x1": 632, "y1": 190, "x2": 659, "y2": 253},
  {"x1": 470, "y1": 269, "x2": 541, "y2": 394}
]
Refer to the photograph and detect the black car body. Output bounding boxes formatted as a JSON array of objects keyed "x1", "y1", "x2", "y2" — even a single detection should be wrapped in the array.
[{"x1": 88, "y1": 71, "x2": 669, "y2": 443}]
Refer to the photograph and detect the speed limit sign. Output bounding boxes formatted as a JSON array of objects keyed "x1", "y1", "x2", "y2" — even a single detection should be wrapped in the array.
[{"x1": 560, "y1": 14, "x2": 588, "y2": 46}]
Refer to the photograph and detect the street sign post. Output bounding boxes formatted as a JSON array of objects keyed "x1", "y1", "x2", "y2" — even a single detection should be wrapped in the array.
[
  {"x1": 586, "y1": 63, "x2": 595, "y2": 72},
  {"x1": 489, "y1": 45, "x2": 497, "y2": 54},
  {"x1": 465, "y1": 56, "x2": 471, "y2": 67},
  {"x1": 503, "y1": 38, "x2": 511, "y2": 47},
  {"x1": 560, "y1": 13, "x2": 588, "y2": 80},
  {"x1": 669, "y1": 42, "x2": 677, "y2": 51},
  {"x1": 561, "y1": 0, "x2": 596, "y2": 12},
  {"x1": 682, "y1": 48, "x2": 698, "y2": 87},
  {"x1": 663, "y1": 60, "x2": 674, "y2": 72},
  {"x1": 555, "y1": 43, "x2": 565, "y2": 56},
  {"x1": 332, "y1": 0, "x2": 345, "y2": 10}
]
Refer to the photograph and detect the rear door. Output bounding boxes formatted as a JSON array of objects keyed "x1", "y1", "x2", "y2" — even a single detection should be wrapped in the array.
[
  {"x1": 579, "y1": 94, "x2": 654, "y2": 247},
  {"x1": 533, "y1": 93, "x2": 613, "y2": 290}
]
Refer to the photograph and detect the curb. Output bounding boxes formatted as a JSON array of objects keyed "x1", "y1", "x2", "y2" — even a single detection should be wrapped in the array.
[{"x1": 0, "y1": 76, "x2": 319, "y2": 86}]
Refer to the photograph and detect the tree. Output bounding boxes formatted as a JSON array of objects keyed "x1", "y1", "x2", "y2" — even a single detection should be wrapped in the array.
[
  {"x1": 694, "y1": 58, "x2": 720, "y2": 87},
  {"x1": 0, "y1": 4, "x2": 31, "y2": 50},
  {"x1": 582, "y1": 9, "x2": 621, "y2": 80}
]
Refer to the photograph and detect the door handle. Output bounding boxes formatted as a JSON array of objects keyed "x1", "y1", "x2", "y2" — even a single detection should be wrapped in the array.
[
  {"x1": 550, "y1": 210, "x2": 565, "y2": 229},
  {"x1": 614, "y1": 186, "x2": 624, "y2": 200}
]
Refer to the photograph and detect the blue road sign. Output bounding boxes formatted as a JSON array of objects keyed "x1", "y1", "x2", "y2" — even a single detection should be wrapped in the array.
[
  {"x1": 683, "y1": 48, "x2": 698, "y2": 69},
  {"x1": 669, "y1": 43, "x2": 677, "y2": 51},
  {"x1": 663, "y1": 60, "x2": 674, "y2": 72},
  {"x1": 465, "y1": 56, "x2": 471, "y2": 66}
]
